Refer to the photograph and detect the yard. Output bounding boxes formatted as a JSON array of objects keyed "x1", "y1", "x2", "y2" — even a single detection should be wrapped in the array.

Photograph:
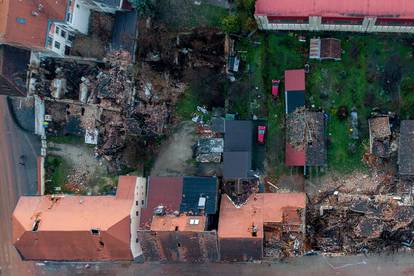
[{"x1": 231, "y1": 32, "x2": 414, "y2": 177}]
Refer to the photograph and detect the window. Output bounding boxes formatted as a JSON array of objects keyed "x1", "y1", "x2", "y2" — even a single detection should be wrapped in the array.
[
  {"x1": 47, "y1": 37, "x2": 53, "y2": 48},
  {"x1": 267, "y1": 16, "x2": 309, "y2": 24},
  {"x1": 136, "y1": 200, "x2": 138, "y2": 206},
  {"x1": 136, "y1": 211, "x2": 139, "y2": 216},
  {"x1": 32, "y1": 219, "x2": 40, "y2": 231},
  {"x1": 16, "y1": 17, "x2": 27, "y2": 24},
  {"x1": 175, "y1": 226, "x2": 179, "y2": 231},
  {"x1": 61, "y1": 30, "x2": 66, "y2": 38},
  {"x1": 68, "y1": 35, "x2": 75, "y2": 42},
  {"x1": 141, "y1": 200, "x2": 145, "y2": 205},
  {"x1": 54, "y1": 41, "x2": 61, "y2": 49},
  {"x1": 322, "y1": 17, "x2": 363, "y2": 25},
  {"x1": 376, "y1": 18, "x2": 414, "y2": 26},
  {"x1": 136, "y1": 238, "x2": 139, "y2": 243},
  {"x1": 91, "y1": 228, "x2": 100, "y2": 235},
  {"x1": 55, "y1": 26, "x2": 60, "y2": 34}
]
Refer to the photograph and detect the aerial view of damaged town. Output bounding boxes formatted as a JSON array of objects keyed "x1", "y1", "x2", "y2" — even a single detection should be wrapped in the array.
[{"x1": 4, "y1": 0, "x2": 414, "y2": 275}]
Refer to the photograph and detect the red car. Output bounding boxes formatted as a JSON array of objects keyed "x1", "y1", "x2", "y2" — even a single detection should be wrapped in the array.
[
  {"x1": 272, "y1": 80, "x2": 280, "y2": 97},
  {"x1": 257, "y1": 126, "x2": 266, "y2": 144}
]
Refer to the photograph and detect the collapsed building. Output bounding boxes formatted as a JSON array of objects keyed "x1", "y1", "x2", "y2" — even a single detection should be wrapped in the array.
[
  {"x1": 308, "y1": 191, "x2": 414, "y2": 254},
  {"x1": 218, "y1": 193, "x2": 307, "y2": 261},
  {"x1": 12, "y1": 176, "x2": 146, "y2": 261},
  {"x1": 137, "y1": 176, "x2": 220, "y2": 262}
]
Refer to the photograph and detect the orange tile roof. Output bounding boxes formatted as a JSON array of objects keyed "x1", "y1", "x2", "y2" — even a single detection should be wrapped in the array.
[
  {"x1": 12, "y1": 176, "x2": 137, "y2": 261},
  {"x1": 218, "y1": 193, "x2": 306, "y2": 239},
  {"x1": 150, "y1": 215, "x2": 206, "y2": 232},
  {"x1": 0, "y1": 0, "x2": 67, "y2": 49}
]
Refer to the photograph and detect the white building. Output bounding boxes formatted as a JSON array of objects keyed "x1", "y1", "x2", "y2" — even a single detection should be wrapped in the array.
[
  {"x1": 46, "y1": 0, "x2": 91, "y2": 56},
  {"x1": 255, "y1": 0, "x2": 414, "y2": 33},
  {"x1": 80, "y1": 0, "x2": 127, "y2": 14}
]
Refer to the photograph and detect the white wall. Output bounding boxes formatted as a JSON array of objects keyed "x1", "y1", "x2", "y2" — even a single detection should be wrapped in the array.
[
  {"x1": 69, "y1": 0, "x2": 91, "y2": 34},
  {"x1": 130, "y1": 177, "x2": 147, "y2": 260}
]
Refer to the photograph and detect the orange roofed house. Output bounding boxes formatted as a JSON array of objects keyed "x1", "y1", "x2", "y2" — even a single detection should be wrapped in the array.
[
  {"x1": 0, "y1": 0, "x2": 127, "y2": 57},
  {"x1": 218, "y1": 193, "x2": 306, "y2": 261},
  {"x1": 12, "y1": 176, "x2": 146, "y2": 261}
]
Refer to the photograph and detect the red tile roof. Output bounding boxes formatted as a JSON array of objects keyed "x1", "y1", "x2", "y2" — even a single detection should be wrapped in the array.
[
  {"x1": 218, "y1": 193, "x2": 306, "y2": 239},
  {"x1": 285, "y1": 69, "x2": 305, "y2": 91},
  {"x1": 285, "y1": 142, "x2": 306, "y2": 166},
  {"x1": 140, "y1": 177, "x2": 183, "y2": 229},
  {"x1": 255, "y1": 0, "x2": 414, "y2": 19},
  {"x1": 12, "y1": 176, "x2": 137, "y2": 261},
  {"x1": 0, "y1": 0, "x2": 67, "y2": 49}
]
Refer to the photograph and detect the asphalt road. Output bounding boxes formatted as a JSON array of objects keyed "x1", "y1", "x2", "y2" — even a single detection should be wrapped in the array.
[{"x1": 0, "y1": 96, "x2": 40, "y2": 276}]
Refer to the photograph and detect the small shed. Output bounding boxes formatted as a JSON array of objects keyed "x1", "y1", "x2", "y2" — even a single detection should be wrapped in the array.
[{"x1": 309, "y1": 38, "x2": 342, "y2": 60}]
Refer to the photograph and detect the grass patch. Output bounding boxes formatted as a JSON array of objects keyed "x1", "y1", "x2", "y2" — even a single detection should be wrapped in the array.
[
  {"x1": 175, "y1": 88, "x2": 199, "y2": 120},
  {"x1": 45, "y1": 155, "x2": 70, "y2": 194},
  {"x1": 155, "y1": 1, "x2": 227, "y2": 30},
  {"x1": 48, "y1": 134, "x2": 83, "y2": 145}
]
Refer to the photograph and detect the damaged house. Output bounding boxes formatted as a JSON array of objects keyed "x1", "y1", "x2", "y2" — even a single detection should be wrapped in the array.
[
  {"x1": 286, "y1": 109, "x2": 327, "y2": 168},
  {"x1": 309, "y1": 191, "x2": 414, "y2": 254},
  {"x1": 368, "y1": 116, "x2": 392, "y2": 158},
  {"x1": 218, "y1": 193, "x2": 307, "y2": 261},
  {"x1": 12, "y1": 176, "x2": 146, "y2": 261},
  {"x1": 399, "y1": 120, "x2": 414, "y2": 176},
  {"x1": 138, "y1": 176, "x2": 219, "y2": 263},
  {"x1": 194, "y1": 138, "x2": 224, "y2": 163}
]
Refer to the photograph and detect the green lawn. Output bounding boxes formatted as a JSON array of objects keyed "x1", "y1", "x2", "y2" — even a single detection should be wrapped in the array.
[
  {"x1": 155, "y1": 1, "x2": 228, "y2": 31},
  {"x1": 45, "y1": 155, "x2": 70, "y2": 194},
  {"x1": 237, "y1": 32, "x2": 414, "y2": 175}
]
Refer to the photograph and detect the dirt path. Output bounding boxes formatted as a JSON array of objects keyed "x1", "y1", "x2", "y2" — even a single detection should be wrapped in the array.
[{"x1": 151, "y1": 121, "x2": 197, "y2": 176}]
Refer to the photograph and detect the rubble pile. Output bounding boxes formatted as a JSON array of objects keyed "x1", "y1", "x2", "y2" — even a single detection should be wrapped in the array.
[
  {"x1": 223, "y1": 179, "x2": 259, "y2": 206},
  {"x1": 308, "y1": 183, "x2": 414, "y2": 254},
  {"x1": 286, "y1": 108, "x2": 323, "y2": 150}
]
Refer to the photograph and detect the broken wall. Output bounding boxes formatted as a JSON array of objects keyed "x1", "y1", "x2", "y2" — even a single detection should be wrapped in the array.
[{"x1": 137, "y1": 230, "x2": 219, "y2": 262}]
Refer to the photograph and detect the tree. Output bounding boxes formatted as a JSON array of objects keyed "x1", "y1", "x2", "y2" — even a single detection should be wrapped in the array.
[
  {"x1": 221, "y1": 15, "x2": 240, "y2": 33},
  {"x1": 128, "y1": 0, "x2": 155, "y2": 17}
]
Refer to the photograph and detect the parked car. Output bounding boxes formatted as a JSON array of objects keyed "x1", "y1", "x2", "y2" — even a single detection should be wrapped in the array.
[
  {"x1": 257, "y1": 125, "x2": 267, "y2": 144},
  {"x1": 272, "y1": 80, "x2": 280, "y2": 97}
]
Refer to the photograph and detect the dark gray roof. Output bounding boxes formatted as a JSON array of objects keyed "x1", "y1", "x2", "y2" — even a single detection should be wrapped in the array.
[
  {"x1": 111, "y1": 10, "x2": 138, "y2": 59},
  {"x1": 224, "y1": 120, "x2": 253, "y2": 152},
  {"x1": 211, "y1": 117, "x2": 225, "y2": 133},
  {"x1": 399, "y1": 120, "x2": 414, "y2": 175},
  {"x1": 0, "y1": 45, "x2": 30, "y2": 96},
  {"x1": 286, "y1": 91, "x2": 305, "y2": 114},
  {"x1": 180, "y1": 177, "x2": 218, "y2": 215},
  {"x1": 223, "y1": 151, "x2": 252, "y2": 178},
  {"x1": 306, "y1": 112, "x2": 327, "y2": 166}
]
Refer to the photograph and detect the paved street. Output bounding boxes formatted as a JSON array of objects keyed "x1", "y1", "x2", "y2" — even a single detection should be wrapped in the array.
[{"x1": 0, "y1": 96, "x2": 40, "y2": 276}]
